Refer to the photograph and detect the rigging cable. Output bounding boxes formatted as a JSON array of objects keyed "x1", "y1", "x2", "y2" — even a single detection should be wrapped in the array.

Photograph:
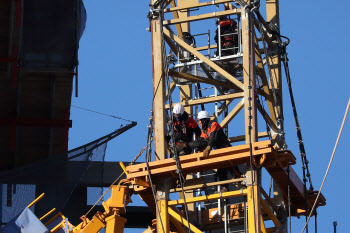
[
  {"x1": 149, "y1": 1, "x2": 191, "y2": 232},
  {"x1": 83, "y1": 141, "x2": 149, "y2": 218},
  {"x1": 287, "y1": 165, "x2": 292, "y2": 233},
  {"x1": 280, "y1": 46, "x2": 313, "y2": 232},
  {"x1": 314, "y1": 211, "x2": 318, "y2": 233},
  {"x1": 256, "y1": 19, "x2": 282, "y2": 127},
  {"x1": 257, "y1": 12, "x2": 316, "y2": 192},
  {"x1": 254, "y1": 8, "x2": 314, "y2": 232},
  {"x1": 145, "y1": 115, "x2": 166, "y2": 233},
  {"x1": 71, "y1": 105, "x2": 134, "y2": 123},
  {"x1": 165, "y1": 54, "x2": 192, "y2": 233},
  {"x1": 301, "y1": 98, "x2": 350, "y2": 233},
  {"x1": 145, "y1": 4, "x2": 170, "y2": 231}
]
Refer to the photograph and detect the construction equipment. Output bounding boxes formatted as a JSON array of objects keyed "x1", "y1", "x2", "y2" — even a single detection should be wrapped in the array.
[{"x1": 0, "y1": 0, "x2": 329, "y2": 232}]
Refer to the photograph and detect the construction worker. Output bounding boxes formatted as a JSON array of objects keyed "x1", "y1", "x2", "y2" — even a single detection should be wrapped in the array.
[
  {"x1": 188, "y1": 110, "x2": 241, "y2": 191},
  {"x1": 171, "y1": 103, "x2": 201, "y2": 156},
  {"x1": 214, "y1": 16, "x2": 238, "y2": 56},
  {"x1": 188, "y1": 110, "x2": 231, "y2": 156}
]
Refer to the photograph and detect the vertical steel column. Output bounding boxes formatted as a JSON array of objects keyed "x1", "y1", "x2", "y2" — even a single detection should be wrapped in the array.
[
  {"x1": 177, "y1": 0, "x2": 193, "y2": 115},
  {"x1": 156, "y1": 200, "x2": 170, "y2": 233},
  {"x1": 176, "y1": 0, "x2": 196, "y2": 223},
  {"x1": 151, "y1": 3, "x2": 167, "y2": 162},
  {"x1": 151, "y1": 1, "x2": 169, "y2": 232},
  {"x1": 266, "y1": 1, "x2": 288, "y2": 232},
  {"x1": 242, "y1": 2, "x2": 260, "y2": 232},
  {"x1": 266, "y1": 0, "x2": 283, "y2": 125}
]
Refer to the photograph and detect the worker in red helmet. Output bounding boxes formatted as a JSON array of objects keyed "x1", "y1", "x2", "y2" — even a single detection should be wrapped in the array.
[
  {"x1": 214, "y1": 16, "x2": 238, "y2": 56},
  {"x1": 171, "y1": 103, "x2": 201, "y2": 156},
  {"x1": 188, "y1": 110, "x2": 241, "y2": 191}
]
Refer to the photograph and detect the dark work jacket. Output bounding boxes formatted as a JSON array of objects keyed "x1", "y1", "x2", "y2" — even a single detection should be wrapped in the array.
[
  {"x1": 200, "y1": 121, "x2": 230, "y2": 149},
  {"x1": 173, "y1": 116, "x2": 201, "y2": 143}
]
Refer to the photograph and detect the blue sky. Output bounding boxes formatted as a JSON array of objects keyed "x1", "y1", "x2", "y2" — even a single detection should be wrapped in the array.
[{"x1": 69, "y1": 1, "x2": 349, "y2": 232}]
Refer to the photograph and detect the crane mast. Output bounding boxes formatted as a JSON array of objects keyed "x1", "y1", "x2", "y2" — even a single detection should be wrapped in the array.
[{"x1": 143, "y1": 0, "x2": 325, "y2": 233}]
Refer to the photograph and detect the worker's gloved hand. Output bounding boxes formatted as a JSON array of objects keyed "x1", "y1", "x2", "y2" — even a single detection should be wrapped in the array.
[
  {"x1": 188, "y1": 141, "x2": 199, "y2": 149},
  {"x1": 203, "y1": 146, "x2": 211, "y2": 157}
]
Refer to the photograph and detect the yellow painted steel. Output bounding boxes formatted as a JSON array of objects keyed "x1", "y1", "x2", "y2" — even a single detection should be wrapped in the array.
[
  {"x1": 50, "y1": 224, "x2": 64, "y2": 233},
  {"x1": 168, "y1": 189, "x2": 247, "y2": 206},
  {"x1": 164, "y1": 0, "x2": 234, "y2": 13},
  {"x1": 220, "y1": 99, "x2": 245, "y2": 128},
  {"x1": 40, "y1": 208, "x2": 56, "y2": 221},
  {"x1": 247, "y1": 186, "x2": 261, "y2": 233},
  {"x1": 168, "y1": 207, "x2": 203, "y2": 233},
  {"x1": 45, "y1": 212, "x2": 65, "y2": 226},
  {"x1": 164, "y1": 9, "x2": 240, "y2": 25},
  {"x1": 105, "y1": 214, "x2": 127, "y2": 233},
  {"x1": 163, "y1": 28, "x2": 244, "y2": 91},
  {"x1": 157, "y1": 200, "x2": 170, "y2": 233},
  {"x1": 247, "y1": 186, "x2": 257, "y2": 233},
  {"x1": 75, "y1": 215, "x2": 105, "y2": 233},
  {"x1": 27, "y1": 193, "x2": 45, "y2": 208},
  {"x1": 119, "y1": 162, "x2": 128, "y2": 174},
  {"x1": 260, "y1": 214, "x2": 267, "y2": 233}
]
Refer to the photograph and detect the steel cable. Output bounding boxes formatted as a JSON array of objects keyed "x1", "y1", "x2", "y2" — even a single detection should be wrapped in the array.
[
  {"x1": 281, "y1": 52, "x2": 312, "y2": 231},
  {"x1": 83, "y1": 142, "x2": 150, "y2": 218},
  {"x1": 145, "y1": 117, "x2": 166, "y2": 233},
  {"x1": 71, "y1": 105, "x2": 134, "y2": 123},
  {"x1": 301, "y1": 98, "x2": 350, "y2": 233}
]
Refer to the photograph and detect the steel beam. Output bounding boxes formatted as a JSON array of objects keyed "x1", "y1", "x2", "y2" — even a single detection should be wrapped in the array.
[
  {"x1": 164, "y1": 9, "x2": 240, "y2": 25},
  {"x1": 220, "y1": 99, "x2": 244, "y2": 128},
  {"x1": 166, "y1": 93, "x2": 243, "y2": 109},
  {"x1": 242, "y1": 4, "x2": 260, "y2": 232},
  {"x1": 163, "y1": 28, "x2": 244, "y2": 91},
  {"x1": 164, "y1": 0, "x2": 234, "y2": 13},
  {"x1": 169, "y1": 70, "x2": 236, "y2": 89}
]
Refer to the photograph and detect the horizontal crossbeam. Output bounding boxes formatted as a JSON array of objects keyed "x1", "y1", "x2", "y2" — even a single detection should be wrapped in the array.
[
  {"x1": 126, "y1": 141, "x2": 279, "y2": 180},
  {"x1": 165, "y1": 92, "x2": 243, "y2": 109},
  {"x1": 164, "y1": 0, "x2": 234, "y2": 13},
  {"x1": 169, "y1": 70, "x2": 236, "y2": 89},
  {"x1": 168, "y1": 189, "x2": 247, "y2": 206},
  {"x1": 164, "y1": 9, "x2": 241, "y2": 25}
]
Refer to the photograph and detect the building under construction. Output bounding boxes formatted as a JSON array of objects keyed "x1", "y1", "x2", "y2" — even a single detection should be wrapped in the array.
[{"x1": 0, "y1": 0, "x2": 334, "y2": 233}]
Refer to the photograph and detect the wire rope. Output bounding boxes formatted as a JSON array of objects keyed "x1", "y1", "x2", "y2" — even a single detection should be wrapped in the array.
[
  {"x1": 301, "y1": 98, "x2": 350, "y2": 233},
  {"x1": 145, "y1": 118, "x2": 166, "y2": 233},
  {"x1": 83, "y1": 143, "x2": 149, "y2": 217},
  {"x1": 71, "y1": 105, "x2": 134, "y2": 123}
]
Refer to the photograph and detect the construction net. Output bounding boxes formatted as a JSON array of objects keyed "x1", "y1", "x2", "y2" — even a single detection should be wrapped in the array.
[{"x1": 0, "y1": 122, "x2": 136, "y2": 225}]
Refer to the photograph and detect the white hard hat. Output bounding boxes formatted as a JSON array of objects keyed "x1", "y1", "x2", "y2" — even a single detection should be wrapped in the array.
[
  {"x1": 198, "y1": 111, "x2": 210, "y2": 120},
  {"x1": 173, "y1": 103, "x2": 185, "y2": 116}
]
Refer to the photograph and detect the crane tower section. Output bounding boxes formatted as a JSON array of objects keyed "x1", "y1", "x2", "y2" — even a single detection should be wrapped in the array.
[{"x1": 126, "y1": 0, "x2": 327, "y2": 233}]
